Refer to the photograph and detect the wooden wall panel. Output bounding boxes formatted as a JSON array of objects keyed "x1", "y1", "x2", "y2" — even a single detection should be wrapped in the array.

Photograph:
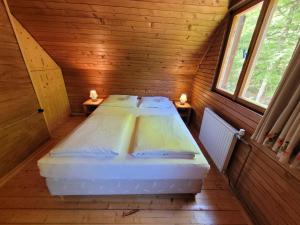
[
  {"x1": 8, "y1": 15, "x2": 70, "y2": 132},
  {"x1": 63, "y1": 69, "x2": 194, "y2": 112},
  {"x1": 7, "y1": 0, "x2": 229, "y2": 113},
  {"x1": 190, "y1": 17, "x2": 300, "y2": 225},
  {"x1": 229, "y1": 0, "x2": 242, "y2": 8},
  {"x1": 0, "y1": 0, "x2": 49, "y2": 178}
]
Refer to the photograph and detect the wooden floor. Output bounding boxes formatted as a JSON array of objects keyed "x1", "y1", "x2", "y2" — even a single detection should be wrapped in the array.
[{"x1": 0, "y1": 116, "x2": 252, "y2": 225}]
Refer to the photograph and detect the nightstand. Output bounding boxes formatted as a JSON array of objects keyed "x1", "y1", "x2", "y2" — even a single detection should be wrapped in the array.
[
  {"x1": 82, "y1": 98, "x2": 103, "y2": 115},
  {"x1": 174, "y1": 101, "x2": 192, "y2": 125}
]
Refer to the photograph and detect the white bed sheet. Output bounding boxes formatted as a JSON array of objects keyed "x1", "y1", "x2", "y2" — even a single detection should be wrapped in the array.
[
  {"x1": 92, "y1": 102, "x2": 179, "y2": 116},
  {"x1": 93, "y1": 104, "x2": 201, "y2": 157},
  {"x1": 38, "y1": 104, "x2": 210, "y2": 181},
  {"x1": 39, "y1": 153, "x2": 209, "y2": 180},
  {"x1": 131, "y1": 115, "x2": 199, "y2": 158},
  {"x1": 49, "y1": 113, "x2": 135, "y2": 158}
]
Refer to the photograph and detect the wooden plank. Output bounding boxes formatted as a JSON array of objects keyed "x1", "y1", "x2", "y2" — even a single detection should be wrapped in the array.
[
  {"x1": 61, "y1": 69, "x2": 195, "y2": 113},
  {"x1": 0, "y1": 209, "x2": 247, "y2": 224},
  {"x1": 10, "y1": 6, "x2": 223, "y2": 25},
  {"x1": 8, "y1": 15, "x2": 71, "y2": 133},
  {"x1": 0, "y1": 0, "x2": 49, "y2": 178},
  {"x1": 7, "y1": 0, "x2": 229, "y2": 113},
  {"x1": 9, "y1": 0, "x2": 228, "y2": 13}
]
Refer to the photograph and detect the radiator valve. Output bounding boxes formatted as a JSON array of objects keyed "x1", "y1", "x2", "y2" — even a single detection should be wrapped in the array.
[{"x1": 237, "y1": 129, "x2": 246, "y2": 138}]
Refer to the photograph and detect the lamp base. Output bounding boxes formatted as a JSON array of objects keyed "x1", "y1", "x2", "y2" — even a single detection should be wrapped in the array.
[{"x1": 91, "y1": 98, "x2": 98, "y2": 102}]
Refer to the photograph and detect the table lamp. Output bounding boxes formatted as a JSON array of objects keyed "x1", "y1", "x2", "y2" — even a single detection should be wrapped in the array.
[
  {"x1": 180, "y1": 93, "x2": 187, "y2": 105},
  {"x1": 90, "y1": 90, "x2": 98, "y2": 101}
]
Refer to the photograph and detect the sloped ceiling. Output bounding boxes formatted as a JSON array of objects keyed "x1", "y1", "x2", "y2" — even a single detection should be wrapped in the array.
[{"x1": 8, "y1": 0, "x2": 228, "y2": 112}]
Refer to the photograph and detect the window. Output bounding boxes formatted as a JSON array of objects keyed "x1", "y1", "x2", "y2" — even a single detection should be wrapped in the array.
[
  {"x1": 217, "y1": 2, "x2": 263, "y2": 94},
  {"x1": 214, "y1": 0, "x2": 300, "y2": 113}
]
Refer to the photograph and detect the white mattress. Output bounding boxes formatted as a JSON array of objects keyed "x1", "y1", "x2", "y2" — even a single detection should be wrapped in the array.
[
  {"x1": 39, "y1": 153, "x2": 209, "y2": 180},
  {"x1": 46, "y1": 178, "x2": 203, "y2": 195},
  {"x1": 38, "y1": 104, "x2": 210, "y2": 181}
]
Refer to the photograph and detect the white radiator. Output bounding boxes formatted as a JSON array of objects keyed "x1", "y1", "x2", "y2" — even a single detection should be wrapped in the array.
[{"x1": 199, "y1": 108, "x2": 238, "y2": 172}]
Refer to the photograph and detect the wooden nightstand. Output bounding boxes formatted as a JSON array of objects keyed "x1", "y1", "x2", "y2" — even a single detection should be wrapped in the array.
[
  {"x1": 82, "y1": 98, "x2": 103, "y2": 115},
  {"x1": 174, "y1": 101, "x2": 192, "y2": 125}
]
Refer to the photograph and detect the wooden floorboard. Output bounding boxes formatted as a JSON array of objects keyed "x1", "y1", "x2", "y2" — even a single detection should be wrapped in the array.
[{"x1": 0, "y1": 116, "x2": 251, "y2": 225}]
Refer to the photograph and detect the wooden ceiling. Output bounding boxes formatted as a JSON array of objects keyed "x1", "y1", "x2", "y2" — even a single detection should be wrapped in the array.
[{"x1": 7, "y1": 0, "x2": 229, "y2": 112}]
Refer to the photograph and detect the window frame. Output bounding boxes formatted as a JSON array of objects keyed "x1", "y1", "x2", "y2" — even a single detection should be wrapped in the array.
[{"x1": 212, "y1": 0, "x2": 274, "y2": 114}]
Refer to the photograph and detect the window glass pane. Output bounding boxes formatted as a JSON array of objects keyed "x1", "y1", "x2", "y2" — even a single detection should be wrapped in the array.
[
  {"x1": 217, "y1": 3, "x2": 263, "y2": 94},
  {"x1": 240, "y1": 0, "x2": 300, "y2": 108}
]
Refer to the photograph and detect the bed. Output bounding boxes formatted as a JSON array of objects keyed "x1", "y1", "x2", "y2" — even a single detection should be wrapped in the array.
[{"x1": 38, "y1": 95, "x2": 210, "y2": 195}]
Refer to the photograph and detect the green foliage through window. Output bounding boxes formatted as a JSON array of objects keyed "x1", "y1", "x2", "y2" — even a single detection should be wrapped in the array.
[
  {"x1": 217, "y1": 3, "x2": 263, "y2": 94},
  {"x1": 216, "y1": 0, "x2": 300, "y2": 110},
  {"x1": 227, "y1": 4, "x2": 263, "y2": 93},
  {"x1": 241, "y1": 0, "x2": 300, "y2": 107}
]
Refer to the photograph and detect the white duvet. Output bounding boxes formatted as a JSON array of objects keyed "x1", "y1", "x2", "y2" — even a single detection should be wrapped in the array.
[
  {"x1": 50, "y1": 112, "x2": 135, "y2": 158},
  {"x1": 49, "y1": 98, "x2": 200, "y2": 159},
  {"x1": 131, "y1": 115, "x2": 200, "y2": 159}
]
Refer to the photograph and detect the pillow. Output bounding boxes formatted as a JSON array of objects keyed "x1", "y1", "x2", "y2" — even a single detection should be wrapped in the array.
[
  {"x1": 101, "y1": 95, "x2": 138, "y2": 108},
  {"x1": 139, "y1": 96, "x2": 173, "y2": 108}
]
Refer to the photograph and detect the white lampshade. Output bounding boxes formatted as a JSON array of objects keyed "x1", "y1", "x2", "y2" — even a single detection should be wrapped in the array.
[
  {"x1": 180, "y1": 93, "x2": 187, "y2": 105},
  {"x1": 89, "y1": 90, "x2": 98, "y2": 101}
]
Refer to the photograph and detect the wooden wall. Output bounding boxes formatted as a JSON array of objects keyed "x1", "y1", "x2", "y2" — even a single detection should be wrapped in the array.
[
  {"x1": 62, "y1": 69, "x2": 195, "y2": 112},
  {"x1": 0, "y1": 0, "x2": 49, "y2": 178},
  {"x1": 229, "y1": 0, "x2": 241, "y2": 8},
  {"x1": 9, "y1": 15, "x2": 70, "y2": 132},
  {"x1": 190, "y1": 16, "x2": 300, "y2": 225},
  {"x1": 7, "y1": 0, "x2": 228, "y2": 113}
]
